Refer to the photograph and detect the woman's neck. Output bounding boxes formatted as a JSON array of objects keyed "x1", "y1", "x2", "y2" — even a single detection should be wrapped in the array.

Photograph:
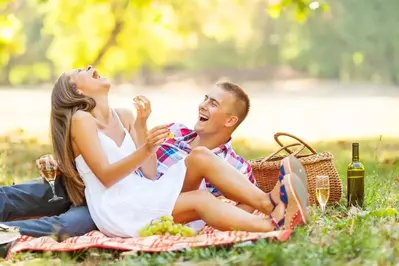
[{"x1": 90, "y1": 95, "x2": 111, "y2": 125}]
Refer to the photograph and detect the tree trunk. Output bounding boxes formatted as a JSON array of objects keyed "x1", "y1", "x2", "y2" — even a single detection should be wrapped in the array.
[
  {"x1": 0, "y1": 59, "x2": 12, "y2": 86},
  {"x1": 91, "y1": 21, "x2": 124, "y2": 66},
  {"x1": 91, "y1": 1, "x2": 129, "y2": 66}
]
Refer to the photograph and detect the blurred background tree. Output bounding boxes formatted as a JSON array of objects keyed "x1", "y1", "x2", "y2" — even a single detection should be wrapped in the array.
[{"x1": 1, "y1": 0, "x2": 398, "y2": 86}]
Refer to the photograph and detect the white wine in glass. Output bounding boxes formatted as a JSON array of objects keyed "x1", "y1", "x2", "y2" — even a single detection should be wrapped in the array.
[
  {"x1": 41, "y1": 155, "x2": 64, "y2": 202},
  {"x1": 316, "y1": 175, "x2": 330, "y2": 213}
]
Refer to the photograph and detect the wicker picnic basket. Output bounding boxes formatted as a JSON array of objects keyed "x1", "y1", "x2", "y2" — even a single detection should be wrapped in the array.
[{"x1": 249, "y1": 132, "x2": 343, "y2": 205}]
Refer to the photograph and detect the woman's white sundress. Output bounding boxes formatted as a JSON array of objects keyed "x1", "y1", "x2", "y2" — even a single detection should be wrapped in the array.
[{"x1": 74, "y1": 109, "x2": 187, "y2": 237}]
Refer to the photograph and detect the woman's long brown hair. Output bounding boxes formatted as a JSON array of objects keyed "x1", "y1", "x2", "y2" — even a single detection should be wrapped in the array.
[{"x1": 50, "y1": 73, "x2": 96, "y2": 206}]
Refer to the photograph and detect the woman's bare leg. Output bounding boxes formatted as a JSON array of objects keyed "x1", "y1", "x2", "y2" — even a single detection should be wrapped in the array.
[
  {"x1": 181, "y1": 147, "x2": 280, "y2": 214},
  {"x1": 173, "y1": 190, "x2": 278, "y2": 232}
]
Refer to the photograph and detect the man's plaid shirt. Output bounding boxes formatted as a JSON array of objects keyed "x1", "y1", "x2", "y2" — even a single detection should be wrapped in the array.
[{"x1": 155, "y1": 123, "x2": 257, "y2": 197}]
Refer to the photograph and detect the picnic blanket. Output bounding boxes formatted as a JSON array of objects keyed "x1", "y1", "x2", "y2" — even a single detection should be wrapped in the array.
[{"x1": 6, "y1": 199, "x2": 293, "y2": 259}]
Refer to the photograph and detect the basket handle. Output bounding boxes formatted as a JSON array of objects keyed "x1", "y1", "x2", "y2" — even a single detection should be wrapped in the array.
[
  {"x1": 274, "y1": 132, "x2": 317, "y2": 155},
  {"x1": 262, "y1": 143, "x2": 306, "y2": 162}
]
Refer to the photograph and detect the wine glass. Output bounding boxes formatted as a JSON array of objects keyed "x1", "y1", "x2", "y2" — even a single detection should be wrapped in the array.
[
  {"x1": 315, "y1": 175, "x2": 330, "y2": 213},
  {"x1": 40, "y1": 154, "x2": 64, "y2": 202}
]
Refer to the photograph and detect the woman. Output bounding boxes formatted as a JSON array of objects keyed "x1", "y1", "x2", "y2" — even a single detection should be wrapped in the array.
[{"x1": 50, "y1": 65, "x2": 309, "y2": 238}]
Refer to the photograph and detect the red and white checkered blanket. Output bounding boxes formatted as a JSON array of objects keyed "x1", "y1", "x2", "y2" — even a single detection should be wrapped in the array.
[{"x1": 6, "y1": 200, "x2": 293, "y2": 259}]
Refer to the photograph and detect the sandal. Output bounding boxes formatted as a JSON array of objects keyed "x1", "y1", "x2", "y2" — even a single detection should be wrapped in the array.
[
  {"x1": 269, "y1": 156, "x2": 308, "y2": 211},
  {"x1": 269, "y1": 173, "x2": 309, "y2": 230},
  {"x1": 280, "y1": 156, "x2": 306, "y2": 185},
  {"x1": 270, "y1": 210, "x2": 305, "y2": 231}
]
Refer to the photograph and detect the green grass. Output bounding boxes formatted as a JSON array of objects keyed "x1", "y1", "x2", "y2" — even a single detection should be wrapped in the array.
[{"x1": 1, "y1": 133, "x2": 399, "y2": 265}]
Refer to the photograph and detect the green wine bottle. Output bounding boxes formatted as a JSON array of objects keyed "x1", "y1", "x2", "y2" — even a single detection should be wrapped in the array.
[{"x1": 347, "y1": 143, "x2": 365, "y2": 207}]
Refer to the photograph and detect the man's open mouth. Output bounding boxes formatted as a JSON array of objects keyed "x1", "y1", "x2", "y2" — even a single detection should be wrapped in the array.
[{"x1": 199, "y1": 114, "x2": 209, "y2": 122}]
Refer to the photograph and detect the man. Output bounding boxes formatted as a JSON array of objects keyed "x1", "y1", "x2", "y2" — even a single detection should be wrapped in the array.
[{"x1": 0, "y1": 81, "x2": 304, "y2": 248}]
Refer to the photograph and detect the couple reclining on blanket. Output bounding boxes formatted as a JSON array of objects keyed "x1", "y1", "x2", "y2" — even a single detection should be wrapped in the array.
[{"x1": 0, "y1": 65, "x2": 309, "y2": 247}]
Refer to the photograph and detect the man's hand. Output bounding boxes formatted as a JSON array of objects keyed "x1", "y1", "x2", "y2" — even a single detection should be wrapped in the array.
[
  {"x1": 133, "y1": 95, "x2": 151, "y2": 129},
  {"x1": 35, "y1": 155, "x2": 61, "y2": 178}
]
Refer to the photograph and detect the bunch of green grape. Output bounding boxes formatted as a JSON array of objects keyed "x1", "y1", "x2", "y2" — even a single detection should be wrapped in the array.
[{"x1": 138, "y1": 215, "x2": 197, "y2": 237}]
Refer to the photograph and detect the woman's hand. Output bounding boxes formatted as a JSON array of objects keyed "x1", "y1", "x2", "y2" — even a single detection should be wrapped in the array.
[
  {"x1": 143, "y1": 125, "x2": 170, "y2": 153},
  {"x1": 131, "y1": 97, "x2": 167, "y2": 179},
  {"x1": 133, "y1": 95, "x2": 151, "y2": 129}
]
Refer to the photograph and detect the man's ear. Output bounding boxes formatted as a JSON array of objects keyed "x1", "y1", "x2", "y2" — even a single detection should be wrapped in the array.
[{"x1": 225, "y1": 116, "x2": 239, "y2": 128}]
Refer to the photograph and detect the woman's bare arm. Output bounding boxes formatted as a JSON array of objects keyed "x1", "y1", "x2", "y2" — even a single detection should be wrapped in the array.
[
  {"x1": 71, "y1": 111, "x2": 165, "y2": 187},
  {"x1": 116, "y1": 108, "x2": 159, "y2": 180}
]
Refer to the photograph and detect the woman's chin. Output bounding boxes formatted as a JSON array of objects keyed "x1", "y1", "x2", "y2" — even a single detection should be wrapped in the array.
[
  {"x1": 99, "y1": 79, "x2": 112, "y2": 89},
  {"x1": 100, "y1": 77, "x2": 110, "y2": 84}
]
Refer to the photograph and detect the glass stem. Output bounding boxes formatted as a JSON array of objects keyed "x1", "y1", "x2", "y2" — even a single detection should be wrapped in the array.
[{"x1": 48, "y1": 180, "x2": 57, "y2": 196}]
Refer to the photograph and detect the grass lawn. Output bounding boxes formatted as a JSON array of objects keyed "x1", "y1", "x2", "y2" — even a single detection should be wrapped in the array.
[{"x1": 0, "y1": 133, "x2": 398, "y2": 265}]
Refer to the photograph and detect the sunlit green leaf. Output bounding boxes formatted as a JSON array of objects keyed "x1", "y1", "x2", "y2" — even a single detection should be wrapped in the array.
[
  {"x1": 352, "y1": 52, "x2": 364, "y2": 66},
  {"x1": 319, "y1": 3, "x2": 330, "y2": 11},
  {"x1": 294, "y1": 7, "x2": 308, "y2": 23},
  {"x1": 267, "y1": 4, "x2": 282, "y2": 19}
]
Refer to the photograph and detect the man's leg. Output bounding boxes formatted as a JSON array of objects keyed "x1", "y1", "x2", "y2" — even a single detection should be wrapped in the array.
[
  {"x1": 3, "y1": 205, "x2": 97, "y2": 238},
  {"x1": 182, "y1": 147, "x2": 284, "y2": 215},
  {"x1": 0, "y1": 177, "x2": 71, "y2": 221}
]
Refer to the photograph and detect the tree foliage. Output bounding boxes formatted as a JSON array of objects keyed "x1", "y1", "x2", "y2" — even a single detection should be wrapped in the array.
[{"x1": 2, "y1": 0, "x2": 398, "y2": 86}]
